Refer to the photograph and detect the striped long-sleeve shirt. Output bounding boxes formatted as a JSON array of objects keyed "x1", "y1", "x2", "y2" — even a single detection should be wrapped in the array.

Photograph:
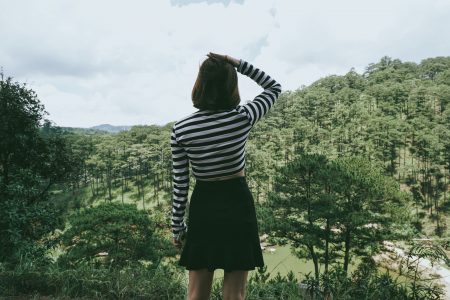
[{"x1": 170, "y1": 58, "x2": 282, "y2": 239}]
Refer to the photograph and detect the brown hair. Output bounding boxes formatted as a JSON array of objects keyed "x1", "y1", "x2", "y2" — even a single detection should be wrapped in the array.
[{"x1": 191, "y1": 57, "x2": 240, "y2": 110}]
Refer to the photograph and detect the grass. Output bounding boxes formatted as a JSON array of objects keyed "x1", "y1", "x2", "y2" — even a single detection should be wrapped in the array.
[{"x1": 51, "y1": 179, "x2": 168, "y2": 211}]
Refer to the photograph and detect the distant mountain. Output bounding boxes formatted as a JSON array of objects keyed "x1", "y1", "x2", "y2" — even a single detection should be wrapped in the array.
[
  {"x1": 89, "y1": 124, "x2": 132, "y2": 133},
  {"x1": 58, "y1": 124, "x2": 133, "y2": 134}
]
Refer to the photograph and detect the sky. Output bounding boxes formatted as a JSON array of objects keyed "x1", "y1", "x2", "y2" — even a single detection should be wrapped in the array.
[{"x1": 1, "y1": 0, "x2": 449, "y2": 128}]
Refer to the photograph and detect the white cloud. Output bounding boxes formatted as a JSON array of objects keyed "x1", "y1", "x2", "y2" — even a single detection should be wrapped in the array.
[{"x1": 0, "y1": 0, "x2": 449, "y2": 127}]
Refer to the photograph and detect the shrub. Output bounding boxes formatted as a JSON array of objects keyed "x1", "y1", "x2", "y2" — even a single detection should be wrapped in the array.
[{"x1": 57, "y1": 202, "x2": 172, "y2": 268}]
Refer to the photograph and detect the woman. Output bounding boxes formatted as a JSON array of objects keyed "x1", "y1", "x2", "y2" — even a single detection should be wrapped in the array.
[{"x1": 170, "y1": 52, "x2": 282, "y2": 300}]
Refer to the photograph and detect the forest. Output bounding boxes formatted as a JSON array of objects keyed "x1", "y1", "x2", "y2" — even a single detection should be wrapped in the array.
[{"x1": 1, "y1": 55, "x2": 450, "y2": 299}]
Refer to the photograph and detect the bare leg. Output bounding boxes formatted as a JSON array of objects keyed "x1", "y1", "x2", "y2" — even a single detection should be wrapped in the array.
[
  {"x1": 222, "y1": 270, "x2": 249, "y2": 300},
  {"x1": 188, "y1": 268, "x2": 215, "y2": 300}
]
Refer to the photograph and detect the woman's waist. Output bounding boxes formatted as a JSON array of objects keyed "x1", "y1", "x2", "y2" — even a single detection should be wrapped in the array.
[{"x1": 195, "y1": 169, "x2": 245, "y2": 182}]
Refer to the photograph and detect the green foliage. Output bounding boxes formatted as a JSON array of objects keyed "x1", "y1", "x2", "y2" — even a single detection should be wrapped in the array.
[
  {"x1": 403, "y1": 240, "x2": 450, "y2": 299},
  {"x1": 0, "y1": 73, "x2": 75, "y2": 266},
  {"x1": 266, "y1": 153, "x2": 410, "y2": 279},
  {"x1": 300, "y1": 256, "x2": 444, "y2": 300},
  {"x1": 0, "y1": 259, "x2": 186, "y2": 299},
  {"x1": 58, "y1": 202, "x2": 173, "y2": 268},
  {"x1": 249, "y1": 55, "x2": 450, "y2": 240}
]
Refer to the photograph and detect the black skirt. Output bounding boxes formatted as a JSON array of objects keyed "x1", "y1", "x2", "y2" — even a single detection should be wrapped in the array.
[{"x1": 178, "y1": 176, "x2": 264, "y2": 273}]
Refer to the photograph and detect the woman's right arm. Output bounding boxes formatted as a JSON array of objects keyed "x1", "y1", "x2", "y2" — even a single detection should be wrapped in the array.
[{"x1": 235, "y1": 58, "x2": 282, "y2": 126}]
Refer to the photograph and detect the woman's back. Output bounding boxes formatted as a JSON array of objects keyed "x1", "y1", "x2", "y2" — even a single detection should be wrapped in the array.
[{"x1": 171, "y1": 58, "x2": 282, "y2": 238}]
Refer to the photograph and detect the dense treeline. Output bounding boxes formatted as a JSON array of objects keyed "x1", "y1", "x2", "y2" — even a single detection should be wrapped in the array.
[
  {"x1": 63, "y1": 124, "x2": 173, "y2": 209},
  {"x1": 249, "y1": 56, "x2": 450, "y2": 235},
  {"x1": 1, "y1": 55, "x2": 450, "y2": 299}
]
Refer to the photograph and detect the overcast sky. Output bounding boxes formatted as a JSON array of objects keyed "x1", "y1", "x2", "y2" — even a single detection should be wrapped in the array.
[{"x1": 1, "y1": 0, "x2": 449, "y2": 128}]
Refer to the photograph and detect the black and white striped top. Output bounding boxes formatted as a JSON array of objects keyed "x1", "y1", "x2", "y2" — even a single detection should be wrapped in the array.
[{"x1": 170, "y1": 58, "x2": 282, "y2": 238}]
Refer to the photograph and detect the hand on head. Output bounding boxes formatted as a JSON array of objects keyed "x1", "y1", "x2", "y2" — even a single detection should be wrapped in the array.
[{"x1": 207, "y1": 52, "x2": 239, "y2": 68}]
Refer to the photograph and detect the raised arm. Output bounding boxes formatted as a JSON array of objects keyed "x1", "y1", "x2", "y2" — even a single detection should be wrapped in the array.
[
  {"x1": 170, "y1": 125, "x2": 189, "y2": 240},
  {"x1": 236, "y1": 59, "x2": 282, "y2": 126}
]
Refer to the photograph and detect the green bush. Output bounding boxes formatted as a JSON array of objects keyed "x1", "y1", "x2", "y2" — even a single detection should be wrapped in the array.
[
  {"x1": 0, "y1": 260, "x2": 186, "y2": 299},
  {"x1": 57, "y1": 202, "x2": 173, "y2": 268}
]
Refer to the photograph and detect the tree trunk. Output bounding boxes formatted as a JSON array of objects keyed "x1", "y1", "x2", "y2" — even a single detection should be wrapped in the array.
[
  {"x1": 121, "y1": 176, "x2": 124, "y2": 204},
  {"x1": 343, "y1": 228, "x2": 351, "y2": 274},
  {"x1": 308, "y1": 244, "x2": 320, "y2": 280},
  {"x1": 325, "y1": 217, "x2": 330, "y2": 275}
]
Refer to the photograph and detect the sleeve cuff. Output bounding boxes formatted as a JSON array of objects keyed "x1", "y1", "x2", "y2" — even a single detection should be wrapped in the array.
[
  {"x1": 172, "y1": 223, "x2": 188, "y2": 239},
  {"x1": 237, "y1": 59, "x2": 244, "y2": 72}
]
